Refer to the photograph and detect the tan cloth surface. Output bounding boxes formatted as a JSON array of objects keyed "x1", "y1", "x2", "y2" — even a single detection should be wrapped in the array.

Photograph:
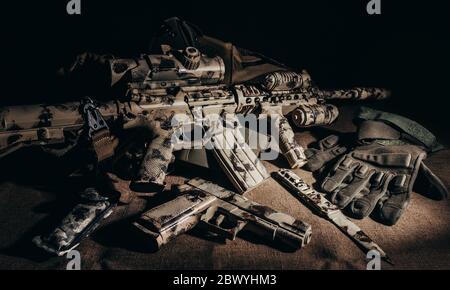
[{"x1": 0, "y1": 106, "x2": 449, "y2": 270}]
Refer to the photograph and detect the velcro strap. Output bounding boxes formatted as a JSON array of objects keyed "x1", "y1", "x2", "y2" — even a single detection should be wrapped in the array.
[
  {"x1": 358, "y1": 107, "x2": 443, "y2": 152},
  {"x1": 358, "y1": 120, "x2": 401, "y2": 141},
  {"x1": 352, "y1": 152, "x2": 412, "y2": 168},
  {"x1": 92, "y1": 128, "x2": 116, "y2": 162}
]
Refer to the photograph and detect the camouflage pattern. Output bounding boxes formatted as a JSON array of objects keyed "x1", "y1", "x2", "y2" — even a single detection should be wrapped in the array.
[
  {"x1": 130, "y1": 121, "x2": 176, "y2": 192},
  {"x1": 290, "y1": 103, "x2": 339, "y2": 127},
  {"x1": 277, "y1": 116, "x2": 307, "y2": 168},
  {"x1": 234, "y1": 84, "x2": 320, "y2": 115},
  {"x1": 320, "y1": 87, "x2": 390, "y2": 101},
  {"x1": 233, "y1": 84, "x2": 319, "y2": 169},
  {"x1": 0, "y1": 45, "x2": 390, "y2": 193},
  {"x1": 261, "y1": 70, "x2": 312, "y2": 91},
  {"x1": 207, "y1": 113, "x2": 270, "y2": 193},
  {"x1": 273, "y1": 169, "x2": 393, "y2": 264},
  {"x1": 134, "y1": 178, "x2": 312, "y2": 250},
  {"x1": 0, "y1": 99, "x2": 120, "y2": 158},
  {"x1": 111, "y1": 46, "x2": 225, "y2": 88},
  {"x1": 32, "y1": 188, "x2": 115, "y2": 256}
]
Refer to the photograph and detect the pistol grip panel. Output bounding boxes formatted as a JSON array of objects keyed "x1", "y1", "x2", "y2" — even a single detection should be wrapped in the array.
[{"x1": 131, "y1": 131, "x2": 174, "y2": 192}]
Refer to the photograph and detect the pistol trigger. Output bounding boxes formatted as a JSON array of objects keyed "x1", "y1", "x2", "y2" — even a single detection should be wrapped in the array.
[
  {"x1": 232, "y1": 220, "x2": 247, "y2": 238},
  {"x1": 214, "y1": 214, "x2": 226, "y2": 226},
  {"x1": 199, "y1": 219, "x2": 233, "y2": 240},
  {"x1": 200, "y1": 212, "x2": 246, "y2": 241}
]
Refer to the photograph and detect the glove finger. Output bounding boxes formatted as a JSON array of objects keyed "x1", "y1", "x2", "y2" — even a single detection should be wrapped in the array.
[
  {"x1": 304, "y1": 146, "x2": 347, "y2": 172},
  {"x1": 304, "y1": 135, "x2": 342, "y2": 172},
  {"x1": 304, "y1": 148, "x2": 319, "y2": 159},
  {"x1": 377, "y1": 174, "x2": 411, "y2": 225},
  {"x1": 377, "y1": 193, "x2": 410, "y2": 226},
  {"x1": 349, "y1": 172, "x2": 393, "y2": 218},
  {"x1": 321, "y1": 155, "x2": 357, "y2": 192},
  {"x1": 318, "y1": 135, "x2": 340, "y2": 150},
  {"x1": 330, "y1": 164, "x2": 375, "y2": 208}
]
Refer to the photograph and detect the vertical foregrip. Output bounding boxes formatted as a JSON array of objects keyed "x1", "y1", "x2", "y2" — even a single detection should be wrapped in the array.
[
  {"x1": 278, "y1": 116, "x2": 307, "y2": 168},
  {"x1": 130, "y1": 129, "x2": 174, "y2": 192}
]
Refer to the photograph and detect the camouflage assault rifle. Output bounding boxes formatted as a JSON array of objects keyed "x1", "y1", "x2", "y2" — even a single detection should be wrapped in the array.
[
  {"x1": 134, "y1": 177, "x2": 312, "y2": 250},
  {"x1": 0, "y1": 45, "x2": 389, "y2": 194}
]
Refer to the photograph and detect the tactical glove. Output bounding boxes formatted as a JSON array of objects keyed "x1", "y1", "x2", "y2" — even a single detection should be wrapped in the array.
[
  {"x1": 306, "y1": 107, "x2": 448, "y2": 225},
  {"x1": 303, "y1": 135, "x2": 347, "y2": 172}
]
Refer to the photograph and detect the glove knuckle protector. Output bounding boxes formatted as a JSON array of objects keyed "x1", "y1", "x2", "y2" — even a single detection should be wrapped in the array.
[
  {"x1": 304, "y1": 135, "x2": 348, "y2": 172},
  {"x1": 318, "y1": 107, "x2": 447, "y2": 225}
]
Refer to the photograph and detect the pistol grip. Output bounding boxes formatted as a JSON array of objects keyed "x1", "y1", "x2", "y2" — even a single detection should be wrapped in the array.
[{"x1": 130, "y1": 130, "x2": 174, "y2": 193}]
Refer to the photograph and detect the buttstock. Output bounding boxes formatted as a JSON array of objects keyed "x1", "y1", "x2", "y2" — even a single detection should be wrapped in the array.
[{"x1": 0, "y1": 127, "x2": 72, "y2": 159}]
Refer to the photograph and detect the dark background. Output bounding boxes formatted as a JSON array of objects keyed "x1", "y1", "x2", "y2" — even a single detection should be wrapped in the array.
[
  {"x1": 0, "y1": 0, "x2": 449, "y2": 142},
  {"x1": 0, "y1": 1, "x2": 449, "y2": 271}
]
